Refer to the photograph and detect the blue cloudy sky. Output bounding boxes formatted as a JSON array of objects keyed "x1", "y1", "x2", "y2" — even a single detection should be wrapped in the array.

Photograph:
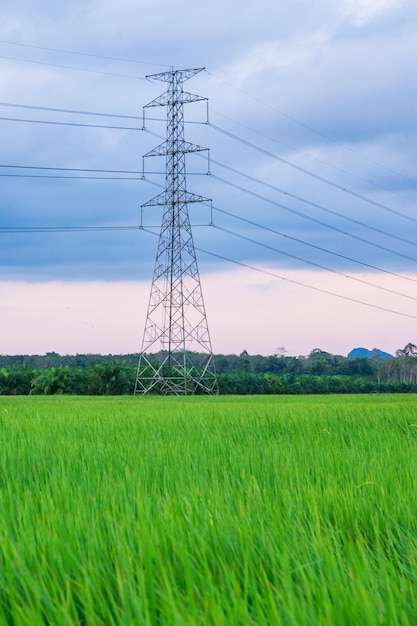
[{"x1": 1, "y1": 0, "x2": 417, "y2": 357}]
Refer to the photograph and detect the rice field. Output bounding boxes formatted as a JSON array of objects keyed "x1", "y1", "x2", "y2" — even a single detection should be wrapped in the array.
[{"x1": 0, "y1": 394, "x2": 417, "y2": 625}]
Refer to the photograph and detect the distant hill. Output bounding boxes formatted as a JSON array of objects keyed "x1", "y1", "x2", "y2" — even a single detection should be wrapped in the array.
[{"x1": 348, "y1": 347, "x2": 394, "y2": 359}]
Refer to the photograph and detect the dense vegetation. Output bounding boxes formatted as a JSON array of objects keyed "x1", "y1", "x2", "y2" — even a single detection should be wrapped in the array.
[
  {"x1": 1, "y1": 394, "x2": 417, "y2": 624},
  {"x1": 1, "y1": 347, "x2": 417, "y2": 395}
]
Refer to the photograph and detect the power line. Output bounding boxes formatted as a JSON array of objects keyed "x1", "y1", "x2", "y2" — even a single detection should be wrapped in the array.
[
  {"x1": 2, "y1": 103, "x2": 415, "y2": 235},
  {"x1": 211, "y1": 107, "x2": 417, "y2": 207},
  {"x1": 2, "y1": 92, "x2": 417, "y2": 299},
  {"x1": 3, "y1": 216, "x2": 416, "y2": 303},
  {"x1": 0, "y1": 115, "x2": 139, "y2": 131},
  {"x1": 208, "y1": 155, "x2": 417, "y2": 250},
  {"x1": 208, "y1": 123, "x2": 417, "y2": 226},
  {"x1": 200, "y1": 249, "x2": 417, "y2": 321},
  {"x1": 0, "y1": 125, "x2": 414, "y2": 255},
  {"x1": 213, "y1": 224, "x2": 417, "y2": 302},
  {"x1": 0, "y1": 223, "x2": 211, "y2": 232},
  {"x1": 0, "y1": 226, "x2": 139, "y2": 232},
  {"x1": 145, "y1": 127, "x2": 417, "y2": 257},
  {"x1": 206, "y1": 70, "x2": 417, "y2": 188},
  {"x1": 2, "y1": 215, "x2": 416, "y2": 311},
  {"x1": 0, "y1": 164, "x2": 142, "y2": 173},
  {"x1": 0, "y1": 174, "x2": 143, "y2": 180},
  {"x1": 0, "y1": 54, "x2": 146, "y2": 80},
  {"x1": 0, "y1": 101, "x2": 202, "y2": 125},
  {"x1": 1, "y1": 156, "x2": 415, "y2": 268},
  {"x1": 211, "y1": 206, "x2": 417, "y2": 286},
  {"x1": 0, "y1": 39, "x2": 169, "y2": 68},
  {"x1": 0, "y1": 165, "x2": 199, "y2": 178},
  {"x1": 0, "y1": 48, "x2": 411, "y2": 191},
  {"x1": 0, "y1": 113, "x2": 202, "y2": 130},
  {"x1": 1, "y1": 138, "x2": 412, "y2": 250},
  {"x1": 143, "y1": 174, "x2": 417, "y2": 285},
  {"x1": 142, "y1": 226, "x2": 417, "y2": 322},
  {"x1": 3, "y1": 106, "x2": 415, "y2": 242},
  {"x1": 2, "y1": 99, "x2": 414, "y2": 208},
  {"x1": 3, "y1": 182, "x2": 415, "y2": 286},
  {"x1": 9, "y1": 159, "x2": 409, "y2": 284},
  {"x1": 210, "y1": 173, "x2": 417, "y2": 266},
  {"x1": 0, "y1": 101, "x2": 142, "y2": 120},
  {"x1": 0, "y1": 121, "x2": 412, "y2": 260},
  {"x1": 0, "y1": 83, "x2": 415, "y2": 202}
]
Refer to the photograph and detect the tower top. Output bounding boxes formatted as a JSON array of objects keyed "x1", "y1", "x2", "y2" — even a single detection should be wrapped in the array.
[{"x1": 145, "y1": 67, "x2": 205, "y2": 83}]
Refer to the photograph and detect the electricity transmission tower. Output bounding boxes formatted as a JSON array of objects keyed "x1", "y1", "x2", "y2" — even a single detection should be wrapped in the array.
[{"x1": 134, "y1": 68, "x2": 218, "y2": 396}]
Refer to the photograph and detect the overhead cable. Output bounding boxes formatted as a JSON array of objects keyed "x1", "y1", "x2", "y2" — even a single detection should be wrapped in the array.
[
  {"x1": 208, "y1": 156, "x2": 417, "y2": 250},
  {"x1": 206, "y1": 70, "x2": 417, "y2": 187},
  {"x1": 210, "y1": 173, "x2": 417, "y2": 265},
  {"x1": 208, "y1": 123, "x2": 417, "y2": 225},
  {"x1": 210, "y1": 107, "x2": 417, "y2": 207},
  {"x1": 0, "y1": 39, "x2": 168, "y2": 68},
  {"x1": 0, "y1": 115, "x2": 139, "y2": 131},
  {"x1": 2, "y1": 99, "x2": 413, "y2": 206},
  {"x1": 0, "y1": 54, "x2": 146, "y2": 79},
  {"x1": 212, "y1": 206, "x2": 417, "y2": 286},
  {"x1": 141, "y1": 226, "x2": 417, "y2": 322},
  {"x1": 213, "y1": 224, "x2": 417, "y2": 302}
]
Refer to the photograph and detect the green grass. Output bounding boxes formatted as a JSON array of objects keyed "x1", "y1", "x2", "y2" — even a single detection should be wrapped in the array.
[{"x1": 1, "y1": 394, "x2": 417, "y2": 625}]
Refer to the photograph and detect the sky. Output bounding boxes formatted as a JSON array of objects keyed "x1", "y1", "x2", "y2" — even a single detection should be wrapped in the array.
[{"x1": 1, "y1": 0, "x2": 417, "y2": 357}]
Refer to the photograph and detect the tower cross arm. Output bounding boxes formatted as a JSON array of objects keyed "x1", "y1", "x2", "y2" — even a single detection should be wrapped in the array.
[
  {"x1": 141, "y1": 190, "x2": 211, "y2": 208},
  {"x1": 144, "y1": 91, "x2": 207, "y2": 109},
  {"x1": 141, "y1": 191, "x2": 168, "y2": 207},
  {"x1": 145, "y1": 68, "x2": 205, "y2": 83},
  {"x1": 144, "y1": 140, "x2": 209, "y2": 158}
]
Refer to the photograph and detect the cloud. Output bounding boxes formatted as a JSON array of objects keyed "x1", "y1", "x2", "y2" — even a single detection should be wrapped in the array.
[
  {"x1": 343, "y1": 0, "x2": 404, "y2": 25},
  {"x1": 0, "y1": 0, "x2": 417, "y2": 354}
]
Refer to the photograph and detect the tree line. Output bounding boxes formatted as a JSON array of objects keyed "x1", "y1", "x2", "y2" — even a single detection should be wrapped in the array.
[{"x1": 1, "y1": 347, "x2": 417, "y2": 395}]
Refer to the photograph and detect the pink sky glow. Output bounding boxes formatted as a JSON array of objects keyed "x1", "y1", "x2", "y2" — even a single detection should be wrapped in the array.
[{"x1": 1, "y1": 268, "x2": 414, "y2": 357}]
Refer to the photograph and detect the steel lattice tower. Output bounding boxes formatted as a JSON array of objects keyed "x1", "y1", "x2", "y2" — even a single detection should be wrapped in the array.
[{"x1": 134, "y1": 68, "x2": 218, "y2": 395}]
